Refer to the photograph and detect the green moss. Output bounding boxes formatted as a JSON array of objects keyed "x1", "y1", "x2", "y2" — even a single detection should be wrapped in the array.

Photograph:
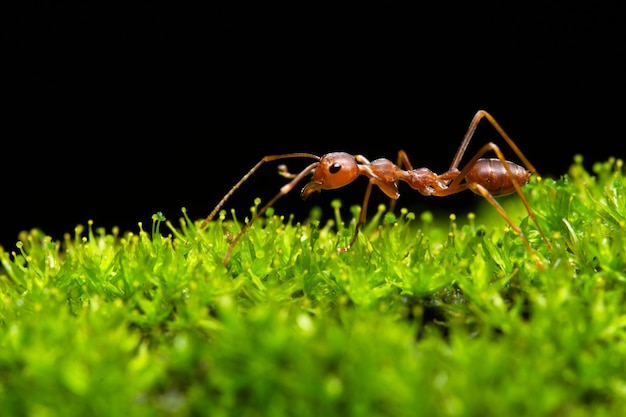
[{"x1": 2, "y1": 156, "x2": 626, "y2": 416}]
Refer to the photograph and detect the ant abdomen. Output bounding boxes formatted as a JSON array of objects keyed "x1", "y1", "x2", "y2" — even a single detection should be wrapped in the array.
[{"x1": 466, "y1": 158, "x2": 531, "y2": 197}]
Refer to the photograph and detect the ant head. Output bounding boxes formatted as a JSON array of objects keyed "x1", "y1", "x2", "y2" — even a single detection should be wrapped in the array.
[{"x1": 301, "y1": 152, "x2": 360, "y2": 199}]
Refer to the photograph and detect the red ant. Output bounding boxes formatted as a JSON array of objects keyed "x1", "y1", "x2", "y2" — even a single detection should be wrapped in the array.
[{"x1": 201, "y1": 110, "x2": 552, "y2": 267}]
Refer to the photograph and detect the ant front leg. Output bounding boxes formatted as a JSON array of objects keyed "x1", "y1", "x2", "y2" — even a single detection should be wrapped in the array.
[
  {"x1": 277, "y1": 164, "x2": 297, "y2": 179},
  {"x1": 201, "y1": 152, "x2": 321, "y2": 265},
  {"x1": 337, "y1": 180, "x2": 375, "y2": 253}
]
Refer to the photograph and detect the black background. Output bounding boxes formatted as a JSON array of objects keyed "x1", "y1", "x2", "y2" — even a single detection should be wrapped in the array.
[{"x1": 2, "y1": 4, "x2": 623, "y2": 249}]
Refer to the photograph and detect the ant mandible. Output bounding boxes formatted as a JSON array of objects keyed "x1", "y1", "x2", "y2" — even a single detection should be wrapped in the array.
[{"x1": 201, "y1": 110, "x2": 552, "y2": 267}]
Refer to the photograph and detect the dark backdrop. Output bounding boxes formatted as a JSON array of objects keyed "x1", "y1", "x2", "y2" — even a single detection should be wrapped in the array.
[{"x1": 2, "y1": 4, "x2": 623, "y2": 249}]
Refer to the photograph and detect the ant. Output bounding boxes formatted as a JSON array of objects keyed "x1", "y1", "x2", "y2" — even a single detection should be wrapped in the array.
[{"x1": 201, "y1": 110, "x2": 552, "y2": 267}]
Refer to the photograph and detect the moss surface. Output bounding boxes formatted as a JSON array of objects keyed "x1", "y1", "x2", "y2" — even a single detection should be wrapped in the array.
[{"x1": 1, "y1": 156, "x2": 626, "y2": 416}]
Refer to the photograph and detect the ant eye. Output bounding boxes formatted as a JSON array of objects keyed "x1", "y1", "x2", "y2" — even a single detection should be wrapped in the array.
[{"x1": 329, "y1": 163, "x2": 341, "y2": 174}]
